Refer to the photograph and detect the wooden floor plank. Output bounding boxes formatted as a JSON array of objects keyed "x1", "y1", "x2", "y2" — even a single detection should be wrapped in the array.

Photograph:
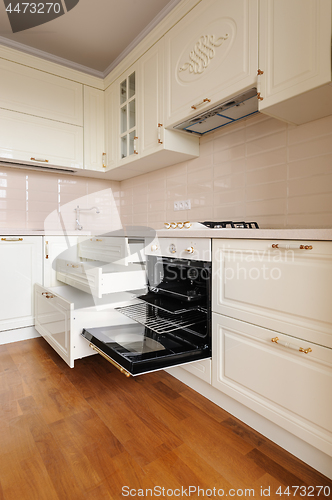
[{"x1": 0, "y1": 336, "x2": 330, "y2": 500}]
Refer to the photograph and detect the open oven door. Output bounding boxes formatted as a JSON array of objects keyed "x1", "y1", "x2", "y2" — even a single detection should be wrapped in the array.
[{"x1": 81, "y1": 298, "x2": 211, "y2": 377}]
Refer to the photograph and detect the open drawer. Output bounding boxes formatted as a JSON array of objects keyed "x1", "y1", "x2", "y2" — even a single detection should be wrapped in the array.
[{"x1": 56, "y1": 258, "x2": 146, "y2": 298}]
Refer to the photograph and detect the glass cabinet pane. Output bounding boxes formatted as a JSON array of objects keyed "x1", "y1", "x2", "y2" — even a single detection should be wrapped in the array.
[
  {"x1": 121, "y1": 136, "x2": 127, "y2": 159},
  {"x1": 129, "y1": 73, "x2": 135, "y2": 98},
  {"x1": 129, "y1": 130, "x2": 136, "y2": 156},
  {"x1": 120, "y1": 79, "x2": 127, "y2": 104},
  {"x1": 129, "y1": 99, "x2": 136, "y2": 130},
  {"x1": 121, "y1": 105, "x2": 127, "y2": 134}
]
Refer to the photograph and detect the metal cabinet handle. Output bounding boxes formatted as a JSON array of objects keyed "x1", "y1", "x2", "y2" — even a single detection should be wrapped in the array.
[
  {"x1": 1, "y1": 237, "x2": 23, "y2": 242},
  {"x1": 102, "y1": 152, "x2": 107, "y2": 169},
  {"x1": 272, "y1": 244, "x2": 313, "y2": 250},
  {"x1": 271, "y1": 337, "x2": 312, "y2": 354},
  {"x1": 45, "y1": 240, "x2": 49, "y2": 259},
  {"x1": 134, "y1": 136, "x2": 138, "y2": 155},
  {"x1": 191, "y1": 98, "x2": 211, "y2": 110},
  {"x1": 158, "y1": 123, "x2": 163, "y2": 144},
  {"x1": 42, "y1": 292, "x2": 55, "y2": 299},
  {"x1": 31, "y1": 157, "x2": 49, "y2": 163}
]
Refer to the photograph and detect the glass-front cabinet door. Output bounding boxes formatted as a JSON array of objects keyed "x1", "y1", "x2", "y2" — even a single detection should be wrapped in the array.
[{"x1": 119, "y1": 70, "x2": 138, "y2": 161}]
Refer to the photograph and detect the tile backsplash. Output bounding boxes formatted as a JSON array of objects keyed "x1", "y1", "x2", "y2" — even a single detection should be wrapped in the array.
[
  {"x1": 120, "y1": 113, "x2": 332, "y2": 229},
  {"x1": 1, "y1": 112, "x2": 332, "y2": 232}
]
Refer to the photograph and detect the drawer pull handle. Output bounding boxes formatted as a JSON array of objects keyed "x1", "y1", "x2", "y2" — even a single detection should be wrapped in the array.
[
  {"x1": 1, "y1": 237, "x2": 23, "y2": 242},
  {"x1": 102, "y1": 152, "x2": 106, "y2": 169},
  {"x1": 271, "y1": 337, "x2": 312, "y2": 354},
  {"x1": 191, "y1": 98, "x2": 211, "y2": 110},
  {"x1": 89, "y1": 343, "x2": 131, "y2": 377},
  {"x1": 257, "y1": 92, "x2": 264, "y2": 101},
  {"x1": 45, "y1": 240, "x2": 49, "y2": 259},
  {"x1": 31, "y1": 157, "x2": 49, "y2": 163},
  {"x1": 67, "y1": 263, "x2": 79, "y2": 268},
  {"x1": 42, "y1": 292, "x2": 55, "y2": 299},
  {"x1": 96, "y1": 239, "x2": 103, "y2": 242},
  {"x1": 157, "y1": 123, "x2": 163, "y2": 144},
  {"x1": 272, "y1": 244, "x2": 313, "y2": 250}
]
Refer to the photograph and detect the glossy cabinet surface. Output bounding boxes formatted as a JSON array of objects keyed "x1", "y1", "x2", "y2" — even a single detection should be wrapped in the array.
[
  {"x1": 164, "y1": 0, "x2": 258, "y2": 128},
  {"x1": 212, "y1": 314, "x2": 332, "y2": 457},
  {"x1": 0, "y1": 108, "x2": 84, "y2": 170},
  {"x1": 0, "y1": 236, "x2": 42, "y2": 332},
  {"x1": 0, "y1": 58, "x2": 83, "y2": 126},
  {"x1": 258, "y1": 0, "x2": 332, "y2": 124}
]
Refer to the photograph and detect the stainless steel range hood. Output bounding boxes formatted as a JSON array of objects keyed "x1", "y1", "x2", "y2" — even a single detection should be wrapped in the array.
[{"x1": 174, "y1": 88, "x2": 258, "y2": 135}]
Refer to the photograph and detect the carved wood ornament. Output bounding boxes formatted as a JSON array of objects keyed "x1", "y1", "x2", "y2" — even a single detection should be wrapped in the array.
[{"x1": 179, "y1": 34, "x2": 229, "y2": 75}]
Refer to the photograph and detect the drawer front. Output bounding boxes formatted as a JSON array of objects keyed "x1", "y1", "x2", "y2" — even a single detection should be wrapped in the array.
[
  {"x1": 182, "y1": 358, "x2": 212, "y2": 384},
  {"x1": 78, "y1": 236, "x2": 128, "y2": 263},
  {"x1": 0, "y1": 108, "x2": 83, "y2": 170},
  {"x1": 212, "y1": 313, "x2": 332, "y2": 456},
  {"x1": 56, "y1": 259, "x2": 101, "y2": 297},
  {"x1": 0, "y1": 59, "x2": 83, "y2": 126},
  {"x1": 35, "y1": 284, "x2": 73, "y2": 367},
  {"x1": 212, "y1": 239, "x2": 332, "y2": 348}
]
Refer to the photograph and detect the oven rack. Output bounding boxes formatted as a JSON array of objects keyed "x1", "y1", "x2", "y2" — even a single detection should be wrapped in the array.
[{"x1": 115, "y1": 302, "x2": 205, "y2": 336}]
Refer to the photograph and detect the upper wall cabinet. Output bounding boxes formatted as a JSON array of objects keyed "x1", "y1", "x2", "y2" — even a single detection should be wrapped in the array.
[
  {"x1": 0, "y1": 58, "x2": 83, "y2": 126},
  {"x1": 104, "y1": 40, "x2": 199, "y2": 180},
  {"x1": 83, "y1": 86, "x2": 105, "y2": 171},
  {"x1": 258, "y1": 0, "x2": 332, "y2": 124},
  {"x1": 164, "y1": 0, "x2": 259, "y2": 128}
]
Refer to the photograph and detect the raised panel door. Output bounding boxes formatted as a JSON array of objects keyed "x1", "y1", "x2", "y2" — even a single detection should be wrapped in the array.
[
  {"x1": 0, "y1": 236, "x2": 42, "y2": 332},
  {"x1": 83, "y1": 86, "x2": 105, "y2": 171},
  {"x1": 164, "y1": 0, "x2": 258, "y2": 127},
  {"x1": 0, "y1": 58, "x2": 83, "y2": 126},
  {"x1": 0, "y1": 108, "x2": 83, "y2": 170},
  {"x1": 212, "y1": 314, "x2": 332, "y2": 457},
  {"x1": 258, "y1": 0, "x2": 332, "y2": 116}
]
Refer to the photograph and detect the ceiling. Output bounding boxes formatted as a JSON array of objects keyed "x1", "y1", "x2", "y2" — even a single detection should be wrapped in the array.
[{"x1": 0, "y1": 0, "x2": 181, "y2": 77}]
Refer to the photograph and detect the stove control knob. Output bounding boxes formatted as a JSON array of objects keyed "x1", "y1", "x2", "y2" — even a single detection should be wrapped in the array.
[
  {"x1": 151, "y1": 244, "x2": 158, "y2": 252},
  {"x1": 185, "y1": 246, "x2": 194, "y2": 254},
  {"x1": 169, "y1": 243, "x2": 176, "y2": 254}
]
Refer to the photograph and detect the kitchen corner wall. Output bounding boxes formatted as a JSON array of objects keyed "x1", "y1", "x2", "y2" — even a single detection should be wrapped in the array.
[
  {"x1": 120, "y1": 113, "x2": 332, "y2": 229},
  {"x1": 0, "y1": 167, "x2": 121, "y2": 233}
]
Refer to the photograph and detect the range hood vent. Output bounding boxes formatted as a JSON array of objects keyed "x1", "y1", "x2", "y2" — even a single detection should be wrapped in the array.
[
  {"x1": 0, "y1": 160, "x2": 77, "y2": 175},
  {"x1": 174, "y1": 88, "x2": 258, "y2": 135}
]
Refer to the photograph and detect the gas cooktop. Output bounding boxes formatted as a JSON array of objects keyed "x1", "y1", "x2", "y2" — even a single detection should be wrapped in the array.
[{"x1": 163, "y1": 221, "x2": 259, "y2": 230}]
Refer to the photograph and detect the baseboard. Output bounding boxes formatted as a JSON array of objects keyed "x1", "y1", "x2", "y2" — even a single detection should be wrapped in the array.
[{"x1": 0, "y1": 326, "x2": 41, "y2": 345}]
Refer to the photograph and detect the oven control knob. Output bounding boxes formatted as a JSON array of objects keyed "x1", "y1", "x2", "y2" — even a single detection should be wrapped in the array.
[
  {"x1": 169, "y1": 243, "x2": 176, "y2": 254},
  {"x1": 185, "y1": 246, "x2": 194, "y2": 254},
  {"x1": 151, "y1": 244, "x2": 158, "y2": 252}
]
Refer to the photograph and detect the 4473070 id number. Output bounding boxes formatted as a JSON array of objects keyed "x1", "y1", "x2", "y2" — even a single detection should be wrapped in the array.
[{"x1": 5, "y1": 3, "x2": 62, "y2": 14}]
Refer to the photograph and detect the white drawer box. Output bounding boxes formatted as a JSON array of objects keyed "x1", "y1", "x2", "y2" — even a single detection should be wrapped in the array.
[
  {"x1": 212, "y1": 239, "x2": 332, "y2": 348},
  {"x1": 212, "y1": 313, "x2": 332, "y2": 457},
  {"x1": 56, "y1": 258, "x2": 146, "y2": 298},
  {"x1": 78, "y1": 236, "x2": 145, "y2": 264},
  {"x1": 35, "y1": 284, "x2": 137, "y2": 367}
]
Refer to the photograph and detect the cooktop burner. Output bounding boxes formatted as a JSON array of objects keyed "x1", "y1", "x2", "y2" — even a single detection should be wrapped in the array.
[{"x1": 200, "y1": 221, "x2": 259, "y2": 229}]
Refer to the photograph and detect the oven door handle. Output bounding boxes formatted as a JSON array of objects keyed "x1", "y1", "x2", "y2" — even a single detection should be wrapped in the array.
[{"x1": 89, "y1": 343, "x2": 131, "y2": 377}]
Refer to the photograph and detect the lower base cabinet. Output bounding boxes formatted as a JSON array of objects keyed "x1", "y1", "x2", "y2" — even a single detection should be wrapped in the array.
[
  {"x1": 0, "y1": 236, "x2": 42, "y2": 332},
  {"x1": 212, "y1": 313, "x2": 332, "y2": 457}
]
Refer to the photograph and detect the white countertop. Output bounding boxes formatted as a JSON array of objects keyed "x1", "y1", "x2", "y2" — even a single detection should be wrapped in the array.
[{"x1": 1, "y1": 227, "x2": 332, "y2": 240}]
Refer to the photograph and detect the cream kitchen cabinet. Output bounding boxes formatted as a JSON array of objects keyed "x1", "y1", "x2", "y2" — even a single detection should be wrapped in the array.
[
  {"x1": 212, "y1": 239, "x2": 332, "y2": 349},
  {"x1": 258, "y1": 0, "x2": 332, "y2": 124},
  {"x1": 0, "y1": 58, "x2": 83, "y2": 126},
  {"x1": 83, "y1": 86, "x2": 106, "y2": 171},
  {"x1": 104, "y1": 81, "x2": 118, "y2": 171},
  {"x1": 212, "y1": 314, "x2": 332, "y2": 457},
  {"x1": 0, "y1": 108, "x2": 83, "y2": 170},
  {"x1": 164, "y1": 0, "x2": 259, "y2": 129},
  {"x1": 43, "y1": 236, "x2": 78, "y2": 287},
  {"x1": 0, "y1": 236, "x2": 42, "y2": 333}
]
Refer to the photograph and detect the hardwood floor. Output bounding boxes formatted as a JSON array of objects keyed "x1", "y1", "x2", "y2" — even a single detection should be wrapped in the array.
[{"x1": 0, "y1": 337, "x2": 331, "y2": 499}]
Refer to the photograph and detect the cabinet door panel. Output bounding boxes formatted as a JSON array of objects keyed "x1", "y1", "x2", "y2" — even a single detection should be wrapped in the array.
[
  {"x1": 259, "y1": 0, "x2": 331, "y2": 112},
  {"x1": 164, "y1": 0, "x2": 258, "y2": 127},
  {"x1": 0, "y1": 59, "x2": 83, "y2": 126},
  {"x1": 44, "y1": 236, "x2": 78, "y2": 287},
  {"x1": 212, "y1": 314, "x2": 332, "y2": 456},
  {"x1": 84, "y1": 87, "x2": 105, "y2": 171},
  {"x1": 212, "y1": 239, "x2": 332, "y2": 348},
  {"x1": 0, "y1": 236, "x2": 42, "y2": 332},
  {"x1": 0, "y1": 108, "x2": 83, "y2": 170}
]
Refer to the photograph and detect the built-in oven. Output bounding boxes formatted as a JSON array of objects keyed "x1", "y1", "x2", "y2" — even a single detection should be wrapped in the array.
[{"x1": 81, "y1": 238, "x2": 211, "y2": 376}]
